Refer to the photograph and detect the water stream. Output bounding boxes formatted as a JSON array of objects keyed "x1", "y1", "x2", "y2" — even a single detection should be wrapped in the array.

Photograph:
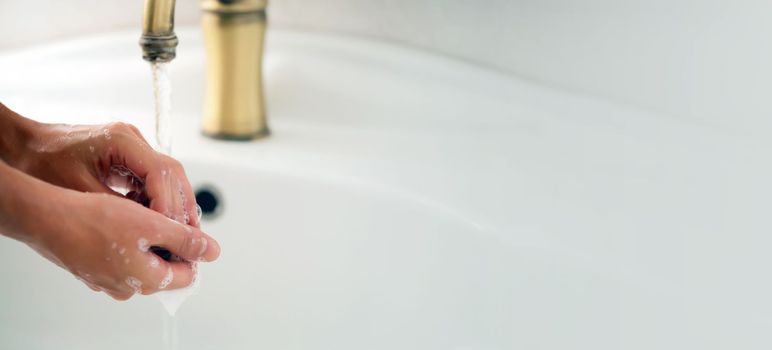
[
  {"x1": 151, "y1": 62, "x2": 173, "y2": 154},
  {"x1": 161, "y1": 311, "x2": 179, "y2": 350},
  {"x1": 150, "y1": 61, "x2": 189, "y2": 350}
]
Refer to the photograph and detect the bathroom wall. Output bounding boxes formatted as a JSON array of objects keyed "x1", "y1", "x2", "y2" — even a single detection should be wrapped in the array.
[{"x1": 1, "y1": 0, "x2": 771, "y2": 137}]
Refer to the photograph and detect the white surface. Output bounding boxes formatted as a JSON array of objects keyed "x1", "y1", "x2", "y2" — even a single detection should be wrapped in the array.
[
  {"x1": 0, "y1": 28, "x2": 771, "y2": 349},
  {"x1": 271, "y1": 0, "x2": 772, "y2": 138},
  {"x1": 3, "y1": 0, "x2": 772, "y2": 138}
]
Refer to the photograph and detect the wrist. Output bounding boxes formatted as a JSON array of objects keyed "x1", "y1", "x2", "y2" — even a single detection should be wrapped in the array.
[{"x1": 0, "y1": 103, "x2": 45, "y2": 169}]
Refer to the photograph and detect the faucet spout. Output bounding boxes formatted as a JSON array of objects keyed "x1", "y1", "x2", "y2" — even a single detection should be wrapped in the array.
[{"x1": 140, "y1": 0, "x2": 178, "y2": 63}]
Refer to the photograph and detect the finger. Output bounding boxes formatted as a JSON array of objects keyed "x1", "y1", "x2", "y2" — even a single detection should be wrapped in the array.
[
  {"x1": 106, "y1": 132, "x2": 169, "y2": 211},
  {"x1": 167, "y1": 171, "x2": 187, "y2": 224},
  {"x1": 105, "y1": 290, "x2": 133, "y2": 301},
  {"x1": 142, "y1": 260, "x2": 196, "y2": 294},
  {"x1": 108, "y1": 131, "x2": 194, "y2": 224},
  {"x1": 150, "y1": 164, "x2": 180, "y2": 222},
  {"x1": 153, "y1": 221, "x2": 220, "y2": 262},
  {"x1": 125, "y1": 123, "x2": 152, "y2": 146},
  {"x1": 167, "y1": 157, "x2": 199, "y2": 227},
  {"x1": 165, "y1": 260, "x2": 197, "y2": 290}
]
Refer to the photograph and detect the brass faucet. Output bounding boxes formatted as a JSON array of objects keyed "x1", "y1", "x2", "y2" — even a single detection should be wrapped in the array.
[{"x1": 140, "y1": 0, "x2": 269, "y2": 140}]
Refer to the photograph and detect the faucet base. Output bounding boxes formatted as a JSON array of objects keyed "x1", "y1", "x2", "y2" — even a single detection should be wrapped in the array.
[{"x1": 202, "y1": 127, "x2": 270, "y2": 141}]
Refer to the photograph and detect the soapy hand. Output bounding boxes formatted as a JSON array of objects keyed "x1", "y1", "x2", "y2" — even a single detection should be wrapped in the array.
[
  {"x1": 0, "y1": 104, "x2": 219, "y2": 300},
  {"x1": 17, "y1": 121, "x2": 200, "y2": 227},
  {"x1": 29, "y1": 190, "x2": 220, "y2": 300}
]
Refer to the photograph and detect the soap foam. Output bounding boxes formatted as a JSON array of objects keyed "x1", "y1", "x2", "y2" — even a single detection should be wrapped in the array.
[
  {"x1": 138, "y1": 238, "x2": 150, "y2": 252},
  {"x1": 125, "y1": 276, "x2": 142, "y2": 293}
]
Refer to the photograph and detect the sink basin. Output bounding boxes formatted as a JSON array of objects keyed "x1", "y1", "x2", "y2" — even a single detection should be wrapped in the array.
[{"x1": 1, "y1": 28, "x2": 772, "y2": 349}]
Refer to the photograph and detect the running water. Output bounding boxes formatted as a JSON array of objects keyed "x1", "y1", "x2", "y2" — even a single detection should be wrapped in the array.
[
  {"x1": 151, "y1": 62, "x2": 173, "y2": 154},
  {"x1": 149, "y1": 61, "x2": 200, "y2": 350},
  {"x1": 162, "y1": 311, "x2": 179, "y2": 350}
]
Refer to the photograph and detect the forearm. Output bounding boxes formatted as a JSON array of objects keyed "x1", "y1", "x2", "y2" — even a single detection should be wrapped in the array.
[
  {"x1": 0, "y1": 158, "x2": 66, "y2": 245},
  {"x1": 0, "y1": 103, "x2": 42, "y2": 167}
]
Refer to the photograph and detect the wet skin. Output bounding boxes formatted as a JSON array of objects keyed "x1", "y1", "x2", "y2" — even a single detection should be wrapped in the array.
[{"x1": 0, "y1": 103, "x2": 220, "y2": 300}]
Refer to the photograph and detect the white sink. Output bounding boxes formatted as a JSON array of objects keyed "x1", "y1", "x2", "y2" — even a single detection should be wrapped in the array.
[{"x1": 1, "y1": 28, "x2": 771, "y2": 349}]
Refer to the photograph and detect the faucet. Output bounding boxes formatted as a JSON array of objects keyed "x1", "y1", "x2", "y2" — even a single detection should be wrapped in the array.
[{"x1": 140, "y1": 0, "x2": 269, "y2": 140}]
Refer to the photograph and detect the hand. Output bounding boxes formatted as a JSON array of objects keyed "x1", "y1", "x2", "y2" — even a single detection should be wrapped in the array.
[
  {"x1": 29, "y1": 190, "x2": 220, "y2": 300},
  {"x1": 18, "y1": 122, "x2": 199, "y2": 227},
  {"x1": 0, "y1": 105, "x2": 219, "y2": 301}
]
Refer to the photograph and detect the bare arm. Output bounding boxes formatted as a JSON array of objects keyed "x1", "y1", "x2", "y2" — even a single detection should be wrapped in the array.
[
  {"x1": 0, "y1": 158, "x2": 53, "y2": 243},
  {"x1": 0, "y1": 103, "x2": 39, "y2": 168}
]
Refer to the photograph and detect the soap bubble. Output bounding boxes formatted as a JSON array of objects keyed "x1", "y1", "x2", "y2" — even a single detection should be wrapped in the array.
[
  {"x1": 125, "y1": 276, "x2": 142, "y2": 293},
  {"x1": 137, "y1": 238, "x2": 150, "y2": 252}
]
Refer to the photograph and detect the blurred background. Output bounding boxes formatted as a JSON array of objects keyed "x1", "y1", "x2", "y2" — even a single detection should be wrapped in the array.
[{"x1": 1, "y1": 0, "x2": 771, "y2": 138}]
